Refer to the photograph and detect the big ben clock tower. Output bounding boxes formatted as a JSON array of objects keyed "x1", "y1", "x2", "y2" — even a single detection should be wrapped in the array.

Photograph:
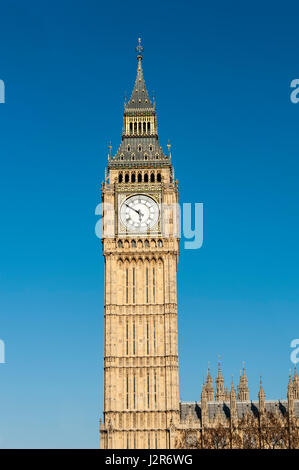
[{"x1": 100, "y1": 39, "x2": 180, "y2": 449}]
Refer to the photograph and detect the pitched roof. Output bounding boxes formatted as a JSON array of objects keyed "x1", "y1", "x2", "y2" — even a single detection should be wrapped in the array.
[{"x1": 125, "y1": 55, "x2": 154, "y2": 112}]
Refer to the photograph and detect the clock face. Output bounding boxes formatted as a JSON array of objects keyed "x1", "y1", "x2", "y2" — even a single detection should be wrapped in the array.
[{"x1": 120, "y1": 194, "x2": 159, "y2": 233}]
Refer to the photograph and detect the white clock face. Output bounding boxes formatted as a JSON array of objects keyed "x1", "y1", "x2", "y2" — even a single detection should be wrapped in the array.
[{"x1": 120, "y1": 194, "x2": 159, "y2": 233}]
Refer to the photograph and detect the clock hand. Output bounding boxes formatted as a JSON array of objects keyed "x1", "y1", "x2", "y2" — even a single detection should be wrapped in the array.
[{"x1": 125, "y1": 203, "x2": 140, "y2": 215}]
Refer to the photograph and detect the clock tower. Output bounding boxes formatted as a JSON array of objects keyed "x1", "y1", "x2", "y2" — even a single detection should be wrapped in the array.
[{"x1": 100, "y1": 39, "x2": 180, "y2": 449}]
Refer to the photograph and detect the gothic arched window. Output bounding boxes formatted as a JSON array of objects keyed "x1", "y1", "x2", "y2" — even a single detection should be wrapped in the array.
[
  {"x1": 125, "y1": 173, "x2": 129, "y2": 183},
  {"x1": 150, "y1": 173, "x2": 155, "y2": 183},
  {"x1": 157, "y1": 173, "x2": 161, "y2": 182},
  {"x1": 144, "y1": 173, "x2": 148, "y2": 183},
  {"x1": 138, "y1": 173, "x2": 142, "y2": 183},
  {"x1": 118, "y1": 173, "x2": 123, "y2": 183}
]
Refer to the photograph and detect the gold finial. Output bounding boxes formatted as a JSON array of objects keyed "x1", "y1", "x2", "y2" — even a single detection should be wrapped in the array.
[
  {"x1": 136, "y1": 37, "x2": 144, "y2": 59},
  {"x1": 167, "y1": 140, "x2": 171, "y2": 152},
  {"x1": 108, "y1": 141, "x2": 112, "y2": 160}
]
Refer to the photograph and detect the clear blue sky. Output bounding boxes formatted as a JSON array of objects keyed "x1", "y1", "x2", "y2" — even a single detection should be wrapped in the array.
[{"x1": 0, "y1": 0, "x2": 298, "y2": 449}]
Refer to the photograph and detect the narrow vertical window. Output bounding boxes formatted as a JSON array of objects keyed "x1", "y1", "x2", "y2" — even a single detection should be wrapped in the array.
[
  {"x1": 132, "y1": 268, "x2": 135, "y2": 304},
  {"x1": 134, "y1": 433, "x2": 136, "y2": 449},
  {"x1": 155, "y1": 433, "x2": 157, "y2": 449},
  {"x1": 127, "y1": 434, "x2": 129, "y2": 449},
  {"x1": 146, "y1": 267, "x2": 149, "y2": 303},
  {"x1": 148, "y1": 433, "x2": 150, "y2": 449},
  {"x1": 126, "y1": 268, "x2": 129, "y2": 303},
  {"x1": 126, "y1": 320, "x2": 129, "y2": 355},
  {"x1": 153, "y1": 268, "x2": 155, "y2": 303},
  {"x1": 133, "y1": 320, "x2": 135, "y2": 355},
  {"x1": 146, "y1": 320, "x2": 149, "y2": 355},
  {"x1": 126, "y1": 374, "x2": 129, "y2": 409},
  {"x1": 153, "y1": 320, "x2": 156, "y2": 353},
  {"x1": 133, "y1": 375, "x2": 136, "y2": 409},
  {"x1": 147, "y1": 373, "x2": 150, "y2": 408},
  {"x1": 154, "y1": 372, "x2": 157, "y2": 408}
]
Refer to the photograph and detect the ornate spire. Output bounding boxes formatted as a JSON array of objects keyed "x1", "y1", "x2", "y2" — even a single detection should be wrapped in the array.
[
  {"x1": 109, "y1": 39, "x2": 169, "y2": 167},
  {"x1": 288, "y1": 370, "x2": 295, "y2": 419},
  {"x1": 230, "y1": 376, "x2": 236, "y2": 400},
  {"x1": 288, "y1": 369, "x2": 294, "y2": 394},
  {"x1": 125, "y1": 38, "x2": 153, "y2": 111},
  {"x1": 205, "y1": 365, "x2": 214, "y2": 402},
  {"x1": 230, "y1": 378, "x2": 237, "y2": 424},
  {"x1": 293, "y1": 365, "x2": 299, "y2": 399},
  {"x1": 258, "y1": 377, "x2": 265, "y2": 415},
  {"x1": 201, "y1": 384, "x2": 208, "y2": 425},
  {"x1": 237, "y1": 363, "x2": 249, "y2": 401},
  {"x1": 215, "y1": 357, "x2": 225, "y2": 402}
]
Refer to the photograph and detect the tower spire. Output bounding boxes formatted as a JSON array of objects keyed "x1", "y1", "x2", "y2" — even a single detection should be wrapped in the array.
[
  {"x1": 215, "y1": 357, "x2": 225, "y2": 402},
  {"x1": 293, "y1": 365, "x2": 299, "y2": 399},
  {"x1": 109, "y1": 40, "x2": 169, "y2": 166},
  {"x1": 258, "y1": 376, "x2": 265, "y2": 415},
  {"x1": 205, "y1": 364, "x2": 214, "y2": 402},
  {"x1": 125, "y1": 38, "x2": 153, "y2": 111},
  {"x1": 237, "y1": 363, "x2": 249, "y2": 401}
]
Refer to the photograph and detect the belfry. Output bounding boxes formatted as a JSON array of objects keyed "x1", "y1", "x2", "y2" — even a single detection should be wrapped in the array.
[{"x1": 100, "y1": 39, "x2": 180, "y2": 449}]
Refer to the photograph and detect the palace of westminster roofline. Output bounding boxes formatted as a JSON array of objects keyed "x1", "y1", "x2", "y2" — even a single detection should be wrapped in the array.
[{"x1": 179, "y1": 362, "x2": 299, "y2": 423}]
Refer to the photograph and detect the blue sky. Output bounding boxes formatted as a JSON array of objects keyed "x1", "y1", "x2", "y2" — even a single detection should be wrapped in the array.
[{"x1": 0, "y1": 0, "x2": 299, "y2": 448}]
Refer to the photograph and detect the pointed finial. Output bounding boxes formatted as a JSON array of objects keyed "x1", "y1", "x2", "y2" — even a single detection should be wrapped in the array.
[
  {"x1": 136, "y1": 37, "x2": 143, "y2": 60},
  {"x1": 108, "y1": 141, "x2": 112, "y2": 161},
  {"x1": 167, "y1": 140, "x2": 171, "y2": 158},
  {"x1": 259, "y1": 376, "x2": 265, "y2": 395}
]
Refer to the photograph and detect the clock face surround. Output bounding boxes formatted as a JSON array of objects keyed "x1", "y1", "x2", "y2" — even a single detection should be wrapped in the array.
[{"x1": 120, "y1": 194, "x2": 159, "y2": 233}]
